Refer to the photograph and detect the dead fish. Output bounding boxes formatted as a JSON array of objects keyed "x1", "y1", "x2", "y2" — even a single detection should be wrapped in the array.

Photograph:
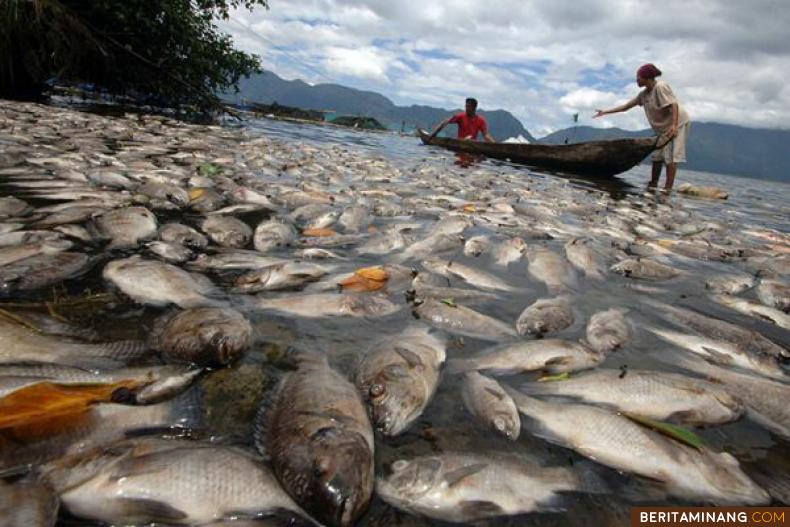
[
  {"x1": 234, "y1": 262, "x2": 329, "y2": 293},
  {"x1": 149, "y1": 307, "x2": 252, "y2": 366},
  {"x1": 103, "y1": 255, "x2": 218, "y2": 308},
  {"x1": 159, "y1": 222, "x2": 208, "y2": 249},
  {"x1": 395, "y1": 233, "x2": 464, "y2": 263},
  {"x1": 377, "y1": 452, "x2": 604, "y2": 523},
  {"x1": 256, "y1": 352, "x2": 374, "y2": 527},
  {"x1": 756, "y1": 279, "x2": 790, "y2": 312},
  {"x1": 490, "y1": 237, "x2": 526, "y2": 267},
  {"x1": 516, "y1": 296, "x2": 574, "y2": 336},
  {"x1": 564, "y1": 237, "x2": 607, "y2": 279},
  {"x1": 0, "y1": 230, "x2": 64, "y2": 248},
  {"x1": 254, "y1": 221, "x2": 297, "y2": 252},
  {"x1": 355, "y1": 325, "x2": 445, "y2": 435},
  {"x1": 704, "y1": 273, "x2": 755, "y2": 295},
  {"x1": 463, "y1": 235, "x2": 490, "y2": 257},
  {"x1": 294, "y1": 248, "x2": 345, "y2": 260},
  {"x1": 147, "y1": 240, "x2": 193, "y2": 263},
  {"x1": 254, "y1": 292, "x2": 402, "y2": 318},
  {"x1": 610, "y1": 258, "x2": 680, "y2": 280},
  {"x1": 710, "y1": 294, "x2": 790, "y2": 329},
  {"x1": 137, "y1": 181, "x2": 189, "y2": 206},
  {"x1": 585, "y1": 308, "x2": 631, "y2": 353},
  {"x1": 520, "y1": 368, "x2": 743, "y2": 425},
  {"x1": 53, "y1": 224, "x2": 94, "y2": 243},
  {"x1": 190, "y1": 187, "x2": 226, "y2": 213},
  {"x1": 461, "y1": 371, "x2": 520, "y2": 440},
  {"x1": 44, "y1": 439, "x2": 312, "y2": 526},
  {"x1": 422, "y1": 258, "x2": 518, "y2": 292},
  {"x1": 667, "y1": 352, "x2": 790, "y2": 440},
  {"x1": 643, "y1": 299, "x2": 789, "y2": 381},
  {"x1": 94, "y1": 206, "x2": 158, "y2": 249},
  {"x1": 188, "y1": 250, "x2": 288, "y2": 271},
  {"x1": 0, "y1": 316, "x2": 148, "y2": 370},
  {"x1": 526, "y1": 246, "x2": 578, "y2": 293},
  {"x1": 677, "y1": 183, "x2": 728, "y2": 200},
  {"x1": 508, "y1": 390, "x2": 768, "y2": 505},
  {"x1": 33, "y1": 206, "x2": 106, "y2": 228},
  {"x1": 414, "y1": 299, "x2": 517, "y2": 342},
  {"x1": 201, "y1": 215, "x2": 252, "y2": 248},
  {"x1": 452, "y1": 338, "x2": 603, "y2": 377},
  {"x1": 0, "y1": 251, "x2": 92, "y2": 295},
  {"x1": 0, "y1": 196, "x2": 32, "y2": 218},
  {"x1": 0, "y1": 239, "x2": 72, "y2": 267}
]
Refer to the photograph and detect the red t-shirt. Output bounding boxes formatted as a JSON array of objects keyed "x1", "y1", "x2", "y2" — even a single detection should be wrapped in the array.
[{"x1": 448, "y1": 112, "x2": 488, "y2": 140}]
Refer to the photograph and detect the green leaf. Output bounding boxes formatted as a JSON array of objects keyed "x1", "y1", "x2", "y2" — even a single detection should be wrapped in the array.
[
  {"x1": 624, "y1": 413, "x2": 705, "y2": 450},
  {"x1": 440, "y1": 298, "x2": 456, "y2": 307},
  {"x1": 537, "y1": 372, "x2": 570, "y2": 383},
  {"x1": 198, "y1": 163, "x2": 221, "y2": 176}
]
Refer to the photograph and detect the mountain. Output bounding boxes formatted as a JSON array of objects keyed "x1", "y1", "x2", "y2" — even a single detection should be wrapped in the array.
[
  {"x1": 224, "y1": 71, "x2": 536, "y2": 142},
  {"x1": 539, "y1": 124, "x2": 790, "y2": 183}
]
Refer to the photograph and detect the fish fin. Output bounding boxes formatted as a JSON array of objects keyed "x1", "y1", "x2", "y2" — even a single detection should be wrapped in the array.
[
  {"x1": 443, "y1": 463, "x2": 488, "y2": 487},
  {"x1": 616, "y1": 476, "x2": 671, "y2": 503},
  {"x1": 700, "y1": 346, "x2": 733, "y2": 364},
  {"x1": 458, "y1": 500, "x2": 504, "y2": 518},
  {"x1": 664, "y1": 410, "x2": 700, "y2": 425},
  {"x1": 114, "y1": 497, "x2": 188, "y2": 522},
  {"x1": 393, "y1": 346, "x2": 424, "y2": 369},
  {"x1": 445, "y1": 358, "x2": 474, "y2": 375}
]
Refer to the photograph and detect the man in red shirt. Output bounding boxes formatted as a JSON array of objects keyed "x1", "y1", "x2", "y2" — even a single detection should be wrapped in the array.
[{"x1": 428, "y1": 98, "x2": 495, "y2": 142}]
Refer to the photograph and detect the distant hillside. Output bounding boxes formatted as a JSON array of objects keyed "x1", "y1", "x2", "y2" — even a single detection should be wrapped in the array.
[
  {"x1": 540, "y1": 124, "x2": 790, "y2": 183},
  {"x1": 225, "y1": 71, "x2": 536, "y2": 142}
]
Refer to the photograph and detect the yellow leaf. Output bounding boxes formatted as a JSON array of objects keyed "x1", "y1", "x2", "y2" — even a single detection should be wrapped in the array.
[
  {"x1": 356, "y1": 266, "x2": 388, "y2": 282},
  {"x1": 188, "y1": 188, "x2": 206, "y2": 201},
  {"x1": 303, "y1": 227, "x2": 337, "y2": 237}
]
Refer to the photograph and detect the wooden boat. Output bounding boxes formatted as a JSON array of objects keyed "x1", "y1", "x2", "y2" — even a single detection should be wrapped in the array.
[{"x1": 418, "y1": 129, "x2": 658, "y2": 177}]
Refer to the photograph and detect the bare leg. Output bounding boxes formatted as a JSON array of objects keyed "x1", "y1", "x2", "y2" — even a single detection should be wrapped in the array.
[
  {"x1": 664, "y1": 163, "x2": 677, "y2": 190},
  {"x1": 648, "y1": 162, "x2": 663, "y2": 188}
]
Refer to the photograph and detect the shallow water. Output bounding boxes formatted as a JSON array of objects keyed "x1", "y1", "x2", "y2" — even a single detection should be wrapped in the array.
[{"x1": 3, "y1": 108, "x2": 789, "y2": 525}]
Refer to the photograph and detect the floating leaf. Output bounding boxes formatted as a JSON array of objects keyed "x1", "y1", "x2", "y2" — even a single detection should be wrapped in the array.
[
  {"x1": 188, "y1": 188, "x2": 206, "y2": 201},
  {"x1": 356, "y1": 266, "x2": 388, "y2": 282},
  {"x1": 461, "y1": 204, "x2": 476, "y2": 213},
  {"x1": 537, "y1": 372, "x2": 571, "y2": 383},
  {"x1": 440, "y1": 298, "x2": 457, "y2": 307},
  {"x1": 198, "y1": 163, "x2": 221, "y2": 176},
  {"x1": 303, "y1": 227, "x2": 337, "y2": 237},
  {"x1": 624, "y1": 413, "x2": 705, "y2": 450}
]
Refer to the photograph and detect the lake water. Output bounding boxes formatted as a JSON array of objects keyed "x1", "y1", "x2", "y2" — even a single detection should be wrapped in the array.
[{"x1": 230, "y1": 117, "x2": 790, "y2": 525}]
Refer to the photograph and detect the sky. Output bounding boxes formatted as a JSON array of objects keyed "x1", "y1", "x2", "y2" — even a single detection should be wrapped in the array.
[{"x1": 219, "y1": 0, "x2": 790, "y2": 137}]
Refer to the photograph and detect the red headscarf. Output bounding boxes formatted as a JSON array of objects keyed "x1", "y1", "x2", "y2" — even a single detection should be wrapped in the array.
[{"x1": 637, "y1": 63, "x2": 662, "y2": 79}]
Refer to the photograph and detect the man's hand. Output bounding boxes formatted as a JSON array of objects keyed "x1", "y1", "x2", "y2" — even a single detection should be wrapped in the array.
[
  {"x1": 667, "y1": 125, "x2": 678, "y2": 139},
  {"x1": 593, "y1": 109, "x2": 606, "y2": 119}
]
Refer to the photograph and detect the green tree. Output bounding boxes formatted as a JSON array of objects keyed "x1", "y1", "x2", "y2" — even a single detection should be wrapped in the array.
[{"x1": 0, "y1": 0, "x2": 267, "y2": 109}]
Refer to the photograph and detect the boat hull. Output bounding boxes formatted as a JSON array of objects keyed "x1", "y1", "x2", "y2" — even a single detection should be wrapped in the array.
[{"x1": 418, "y1": 130, "x2": 657, "y2": 177}]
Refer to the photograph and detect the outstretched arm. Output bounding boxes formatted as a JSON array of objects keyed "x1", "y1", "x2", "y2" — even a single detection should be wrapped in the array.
[
  {"x1": 483, "y1": 131, "x2": 496, "y2": 143},
  {"x1": 593, "y1": 96, "x2": 639, "y2": 118},
  {"x1": 428, "y1": 118, "x2": 451, "y2": 142}
]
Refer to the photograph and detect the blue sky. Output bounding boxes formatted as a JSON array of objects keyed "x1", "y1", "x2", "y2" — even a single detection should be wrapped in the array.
[{"x1": 220, "y1": 0, "x2": 790, "y2": 137}]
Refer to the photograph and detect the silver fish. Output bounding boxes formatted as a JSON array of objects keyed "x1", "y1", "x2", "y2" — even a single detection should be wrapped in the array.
[
  {"x1": 526, "y1": 246, "x2": 578, "y2": 293},
  {"x1": 585, "y1": 308, "x2": 631, "y2": 353},
  {"x1": 521, "y1": 368, "x2": 743, "y2": 425},
  {"x1": 414, "y1": 299, "x2": 517, "y2": 342},
  {"x1": 44, "y1": 439, "x2": 311, "y2": 526},
  {"x1": 710, "y1": 294, "x2": 790, "y2": 329},
  {"x1": 564, "y1": 237, "x2": 607, "y2": 279},
  {"x1": 150, "y1": 307, "x2": 252, "y2": 367},
  {"x1": 94, "y1": 206, "x2": 158, "y2": 249},
  {"x1": 422, "y1": 258, "x2": 517, "y2": 292},
  {"x1": 611, "y1": 258, "x2": 679, "y2": 280},
  {"x1": 103, "y1": 255, "x2": 218, "y2": 308},
  {"x1": 508, "y1": 390, "x2": 768, "y2": 505},
  {"x1": 377, "y1": 452, "x2": 603, "y2": 523},
  {"x1": 257, "y1": 353, "x2": 374, "y2": 527},
  {"x1": 704, "y1": 273, "x2": 755, "y2": 295},
  {"x1": 355, "y1": 325, "x2": 445, "y2": 435},
  {"x1": 461, "y1": 371, "x2": 520, "y2": 440},
  {"x1": 202, "y1": 215, "x2": 252, "y2": 248},
  {"x1": 254, "y1": 292, "x2": 402, "y2": 318},
  {"x1": 447, "y1": 339, "x2": 603, "y2": 375},
  {"x1": 254, "y1": 221, "x2": 297, "y2": 253},
  {"x1": 159, "y1": 222, "x2": 208, "y2": 249},
  {"x1": 516, "y1": 296, "x2": 574, "y2": 336},
  {"x1": 234, "y1": 262, "x2": 329, "y2": 293},
  {"x1": 756, "y1": 279, "x2": 790, "y2": 313}
]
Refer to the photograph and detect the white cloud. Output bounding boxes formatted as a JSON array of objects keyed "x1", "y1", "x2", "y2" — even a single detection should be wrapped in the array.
[{"x1": 219, "y1": 0, "x2": 790, "y2": 135}]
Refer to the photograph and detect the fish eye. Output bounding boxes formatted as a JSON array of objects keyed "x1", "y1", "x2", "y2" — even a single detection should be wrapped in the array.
[
  {"x1": 392, "y1": 460, "x2": 409, "y2": 472},
  {"x1": 370, "y1": 383, "x2": 385, "y2": 397}
]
